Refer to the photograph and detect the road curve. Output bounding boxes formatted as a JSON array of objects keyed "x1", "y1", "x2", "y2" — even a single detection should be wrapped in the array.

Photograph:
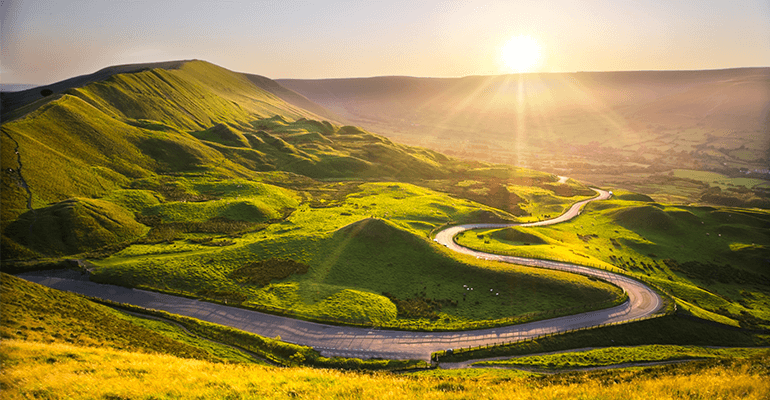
[{"x1": 21, "y1": 188, "x2": 663, "y2": 362}]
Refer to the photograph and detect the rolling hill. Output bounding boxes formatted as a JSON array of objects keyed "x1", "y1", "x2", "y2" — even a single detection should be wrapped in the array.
[
  {"x1": 0, "y1": 60, "x2": 471, "y2": 256},
  {"x1": 278, "y1": 68, "x2": 770, "y2": 144},
  {"x1": 3, "y1": 57, "x2": 766, "y2": 340},
  {"x1": 278, "y1": 69, "x2": 770, "y2": 198}
]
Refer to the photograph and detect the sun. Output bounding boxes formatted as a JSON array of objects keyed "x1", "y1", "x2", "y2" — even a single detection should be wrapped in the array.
[{"x1": 501, "y1": 36, "x2": 541, "y2": 73}]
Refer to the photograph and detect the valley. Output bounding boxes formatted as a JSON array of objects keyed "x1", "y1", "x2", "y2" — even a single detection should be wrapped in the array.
[{"x1": 1, "y1": 60, "x2": 768, "y2": 398}]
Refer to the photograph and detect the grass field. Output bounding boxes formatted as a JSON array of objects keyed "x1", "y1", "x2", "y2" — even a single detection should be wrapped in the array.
[
  {"x1": 0, "y1": 273, "x2": 426, "y2": 370},
  {"x1": 454, "y1": 189, "x2": 770, "y2": 329},
  {"x1": 3, "y1": 340, "x2": 768, "y2": 399},
  {"x1": 671, "y1": 169, "x2": 768, "y2": 190},
  {"x1": 88, "y1": 180, "x2": 623, "y2": 329}
]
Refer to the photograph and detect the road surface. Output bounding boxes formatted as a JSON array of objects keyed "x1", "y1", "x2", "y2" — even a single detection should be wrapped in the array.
[{"x1": 21, "y1": 188, "x2": 664, "y2": 361}]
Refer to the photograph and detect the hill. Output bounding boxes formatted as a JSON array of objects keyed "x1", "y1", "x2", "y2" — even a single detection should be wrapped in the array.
[
  {"x1": 0, "y1": 60, "x2": 469, "y2": 257},
  {"x1": 455, "y1": 191, "x2": 770, "y2": 330},
  {"x1": 1, "y1": 59, "x2": 613, "y2": 329},
  {"x1": 85, "y1": 179, "x2": 619, "y2": 329},
  {"x1": 0, "y1": 273, "x2": 254, "y2": 362},
  {"x1": 279, "y1": 69, "x2": 770, "y2": 202},
  {"x1": 278, "y1": 69, "x2": 770, "y2": 146}
]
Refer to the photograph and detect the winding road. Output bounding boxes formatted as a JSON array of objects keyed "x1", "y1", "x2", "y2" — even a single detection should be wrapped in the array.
[{"x1": 21, "y1": 188, "x2": 663, "y2": 362}]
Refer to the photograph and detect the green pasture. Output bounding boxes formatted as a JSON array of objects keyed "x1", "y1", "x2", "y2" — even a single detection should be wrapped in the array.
[
  {"x1": 455, "y1": 188, "x2": 770, "y2": 329},
  {"x1": 90, "y1": 180, "x2": 623, "y2": 329},
  {"x1": 671, "y1": 169, "x2": 768, "y2": 190}
]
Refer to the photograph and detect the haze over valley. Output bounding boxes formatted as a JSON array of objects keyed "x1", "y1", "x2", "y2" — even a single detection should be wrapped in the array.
[
  {"x1": 2, "y1": 1, "x2": 769, "y2": 398},
  {"x1": 280, "y1": 68, "x2": 770, "y2": 204}
]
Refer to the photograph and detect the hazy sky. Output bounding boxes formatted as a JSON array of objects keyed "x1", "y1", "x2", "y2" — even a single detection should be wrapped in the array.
[{"x1": 2, "y1": 0, "x2": 769, "y2": 85}]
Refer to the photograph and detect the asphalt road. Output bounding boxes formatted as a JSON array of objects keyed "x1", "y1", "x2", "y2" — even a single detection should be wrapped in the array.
[{"x1": 21, "y1": 188, "x2": 663, "y2": 361}]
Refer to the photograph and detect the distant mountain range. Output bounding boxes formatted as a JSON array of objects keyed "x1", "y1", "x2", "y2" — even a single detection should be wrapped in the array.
[
  {"x1": 279, "y1": 68, "x2": 770, "y2": 173},
  {"x1": 278, "y1": 68, "x2": 770, "y2": 134}
]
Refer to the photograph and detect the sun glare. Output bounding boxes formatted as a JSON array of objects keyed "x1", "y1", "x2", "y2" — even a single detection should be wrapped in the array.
[{"x1": 502, "y1": 36, "x2": 541, "y2": 73}]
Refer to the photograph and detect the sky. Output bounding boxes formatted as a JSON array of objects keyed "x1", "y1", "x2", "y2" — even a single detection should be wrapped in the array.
[{"x1": 2, "y1": 0, "x2": 769, "y2": 85}]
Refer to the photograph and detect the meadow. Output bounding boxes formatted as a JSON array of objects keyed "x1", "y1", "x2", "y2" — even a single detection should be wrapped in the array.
[
  {"x1": 3, "y1": 340, "x2": 768, "y2": 399},
  {"x1": 87, "y1": 178, "x2": 622, "y2": 329},
  {"x1": 454, "y1": 189, "x2": 770, "y2": 330},
  {"x1": 2, "y1": 59, "x2": 769, "y2": 398}
]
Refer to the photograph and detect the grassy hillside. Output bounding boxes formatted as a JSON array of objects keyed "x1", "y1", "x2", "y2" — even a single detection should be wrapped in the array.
[
  {"x1": 0, "y1": 273, "x2": 257, "y2": 363},
  {"x1": 2, "y1": 60, "x2": 502, "y2": 260},
  {"x1": 1, "y1": 57, "x2": 607, "y2": 329},
  {"x1": 0, "y1": 59, "x2": 595, "y2": 262},
  {"x1": 0, "y1": 61, "x2": 422, "y2": 215},
  {"x1": 4, "y1": 198, "x2": 149, "y2": 255},
  {"x1": 455, "y1": 189, "x2": 770, "y2": 329},
  {"x1": 0, "y1": 273, "x2": 427, "y2": 369},
  {"x1": 279, "y1": 69, "x2": 770, "y2": 205},
  {"x1": 88, "y1": 180, "x2": 621, "y2": 329},
  {"x1": 3, "y1": 340, "x2": 768, "y2": 399}
]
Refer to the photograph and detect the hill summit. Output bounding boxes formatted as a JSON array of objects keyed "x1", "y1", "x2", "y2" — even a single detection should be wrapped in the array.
[{"x1": 0, "y1": 60, "x2": 459, "y2": 259}]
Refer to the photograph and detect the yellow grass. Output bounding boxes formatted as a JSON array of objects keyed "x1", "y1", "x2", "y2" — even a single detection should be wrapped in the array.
[{"x1": 2, "y1": 340, "x2": 768, "y2": 399}]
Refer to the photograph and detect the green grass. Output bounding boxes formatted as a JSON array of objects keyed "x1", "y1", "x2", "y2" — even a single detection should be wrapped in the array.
[
  {"x1": 455, "y1": 190, "x2": 770, "y2": 329},
  {"x1": 0, "y1": 107, "x2": 471, "y2": 259},
  {"x1": 103, "y1": 189, "x2": 162, "y2": 213},
  {"x1": 0, "y1": 273, "x2": 257, "y2": 363},
  {"x1": 474, "y1": 345, "x2": 770, "y2": 370},
  {"x1": 87, "y1": 181, "x2": 623, "y2": 329},
  {"x1": 3, "y1": 339, "x2": 769, "y2": 399},
  {"x1": 418, "y1": 167, "x2": 594, "y2": 219},
  {"x1": 436, "y1": 313, "x2": 770, "y2": 363},
  {"x1": 3, "y1": 198, "x2": 149, "y2": 257},
  {"x1": 671, "y1": 169, "x2": 768, "y2": 190},
  {"x1": 0, "y1": 60, "x2": 456, "y2": 232}
]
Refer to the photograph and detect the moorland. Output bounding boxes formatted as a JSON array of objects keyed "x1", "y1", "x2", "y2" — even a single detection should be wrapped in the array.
[
  {"x1": 280, "y1": 69, "x2": 770, "y2": 205},
  {"x1": 1, "y1": 60, "x2": 768, "y2": 398}
]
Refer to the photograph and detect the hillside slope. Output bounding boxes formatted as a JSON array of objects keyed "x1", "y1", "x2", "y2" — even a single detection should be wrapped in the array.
[
  {"x1": 279, "y1": 69, "x2": 770, "y2": 179},
  {"x1": 0, "y1": 60, "x2": 475, "y2": 260}
]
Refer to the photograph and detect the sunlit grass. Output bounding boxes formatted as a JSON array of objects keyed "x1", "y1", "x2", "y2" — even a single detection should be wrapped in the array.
[
  {"x1": 474, "y1": 345, "x2": 770, "y2": 370},
  {"x1": 91, "y1": 181, "x2": 623, "y2": 329},
  {"x1": 454, "y1": 191, "x2": 770, "y2": 329},
  {"x1": 0, "y1": 273, "x2": 256, "y2": 363},
  {"x1": 3, "y1": 340, "x2": 768, "y2": 399}
]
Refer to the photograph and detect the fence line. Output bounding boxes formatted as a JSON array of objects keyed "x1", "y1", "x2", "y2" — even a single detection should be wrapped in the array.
[{"x1": 434, "y1": 311, "x2": 669, "y2": 360}]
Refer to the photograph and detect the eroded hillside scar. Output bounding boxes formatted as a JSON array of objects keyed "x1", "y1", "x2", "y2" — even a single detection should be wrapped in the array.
[{"x1": 3, "y1": 131, "x2": 34, "y2": 211}]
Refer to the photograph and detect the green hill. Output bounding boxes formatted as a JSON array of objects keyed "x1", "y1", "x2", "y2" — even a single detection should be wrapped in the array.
[
  {"x1": 4, "y1": 198, "x2": 148, "y2": 256},
  {"x1": 88, "y1": 206, "x2": 621, "y2": 328},
  {"x1": 0, "y1": 60, "x2": 468, "y2": 258},
  {"x1": 455, "y1": 193, "x2": 770, "y2": 330},
  {"x1": 0, "y1": 273, "x2": 252, "y2": 362},
  {"x1": 0, "y1": 59, "x2": 615, "y2": 329}
]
